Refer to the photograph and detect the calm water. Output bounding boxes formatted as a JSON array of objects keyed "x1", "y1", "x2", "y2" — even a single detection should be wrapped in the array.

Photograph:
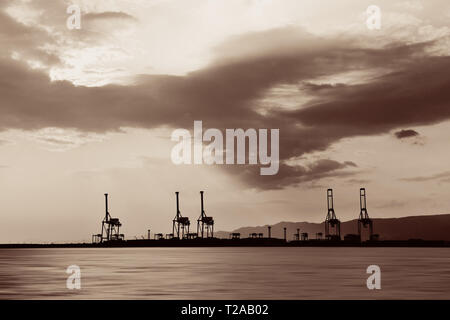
[{"x1": 0, "y1": 247, "x2": 449, "y2": 299}]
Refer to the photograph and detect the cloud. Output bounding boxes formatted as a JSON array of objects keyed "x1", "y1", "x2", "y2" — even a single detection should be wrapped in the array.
[
  {"x1": 345, "y1": 178, "x2": 370, "y2": 185},
  {"x1": 394, "y1": 129, "x2": 419, "y2": 139},
  {"x1": 229, "y1": 159, "x2": 358, "y2": 190},
  {"x1": 1, "y1": 20, "x2": 450, "y2": 189},
  {"x1": 374, "y1": 199, "x2": 406, "y2": 209},
  {"x1": 401, "y1": 171, "x2": 450, "y2": 182},
  {"x1": 84, "y1": 11, "x2": 136, "y2": 22},
  {"x1": 0, "y1": 10, "x2": 60, "y2": 65},
  {"x1": 82, "y1": 11, "x2": 137, "y2": 32},
  {"x1": 24, "y1": 128, "x2": 106, "y2": 152}
]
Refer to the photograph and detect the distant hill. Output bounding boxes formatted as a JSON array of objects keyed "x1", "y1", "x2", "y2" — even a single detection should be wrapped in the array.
[{"x1": 215, "y1": 214, "x2": 450, "y2": 241}]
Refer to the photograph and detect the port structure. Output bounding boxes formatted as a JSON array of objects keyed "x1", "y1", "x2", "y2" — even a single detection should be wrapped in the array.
[
  {"x1": 293, "y1": 228, "x2": 300, "y2": 241},
  {"x1": 249, "y1": 233, "x2": 263, "y2": 238},
  {"x1": 358, "y1": 188, "x2": 374, "y2": 240},
  {"x1": 154, "y1": 233, "x2": 164, "y2": 240},
  {"x1": 325, "y1": 189, "x2": 341, "y2": 240},
  {"x1": 173, "y1": 192, "x2": 190, "y2": 239},
  {"x1": 230, "y1": 233, "x2": 241, "y2": 239},
  {"x1": 197, "y1": 191, "x2": 214, "y2": 238},
  {"x1": 93, "y1": 193, "x2": 124, "y2": 243}
]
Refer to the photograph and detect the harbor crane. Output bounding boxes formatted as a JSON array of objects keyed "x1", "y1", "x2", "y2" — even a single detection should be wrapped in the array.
[
  {"x1": 197, "y1": 191, "x2": 214, "y2": 238},
  {"x1": 358, "y1": 188, "x2": 374, "y2": 240},
  {"x1": 325, "y1": 189, "x2": 341, "y2": 241},
  {"x1": 173, "y1": 192, "x2": 190, "y2": 239},
  {"x1": 93, "y1": 193, "x2": 124, "y2": 243}
]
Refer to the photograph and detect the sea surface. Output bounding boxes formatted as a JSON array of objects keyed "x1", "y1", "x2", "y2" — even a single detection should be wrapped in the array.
[{"x1": 0, "y1": 247, "x2": 449, "y2": 299}]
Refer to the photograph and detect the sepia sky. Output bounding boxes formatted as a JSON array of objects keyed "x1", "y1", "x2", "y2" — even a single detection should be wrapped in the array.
[{"x1": 1, "y1": 0, "x2": 450, "y2": 242}]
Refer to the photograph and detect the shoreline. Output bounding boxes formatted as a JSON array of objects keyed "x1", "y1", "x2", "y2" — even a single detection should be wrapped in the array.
[{"x1": 1, "y1": 238, "x2": 449, "y2": 248}]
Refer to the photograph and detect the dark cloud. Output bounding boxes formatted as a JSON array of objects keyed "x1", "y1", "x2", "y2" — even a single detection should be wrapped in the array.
[
  {"x1": 374, "y1": 200, "x2": 406, "y2": 209},
  {"x1": 401, "y1": 171, "x2": 450, "y2": 182},
  {"x1": 345, "y1": 178, "x2": 370, "y2": 185},
  {"x1": 0, "y1": 3, "x2": 134, "y2": 67},
  {"x1": 227, "y1": 159, "x2": 358, "y2": 190},
  {"x1": 40, "y1": 138, "x2": 76, "y2": 145},
  {"x1": 82, "y1": 11, "x2": 137, "y2": 32},
  {"x1": 282, "y1": 54, "x2": 450, "y2": 137},
  {"x1": 84, "y1": 12, "x2": 136, "y2": 22},
  {"x1": 1, "y1": 19, "x2": 450, "y2": 189},
  {"x1": 0, "y1": 11, "x2": 60, "y2": 65},
  {"x1": 394, "y1": 129, "x2": 419, "y2": 139}
]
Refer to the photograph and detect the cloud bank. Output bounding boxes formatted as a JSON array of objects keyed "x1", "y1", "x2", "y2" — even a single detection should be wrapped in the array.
[{"x1": 1, "y1": 5, "x2": 450, "y2": 190}]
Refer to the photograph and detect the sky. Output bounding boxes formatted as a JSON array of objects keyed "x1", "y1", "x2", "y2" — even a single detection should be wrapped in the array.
[{"x1": 1, "y1": 0, "x2": 450, "y2": 242}]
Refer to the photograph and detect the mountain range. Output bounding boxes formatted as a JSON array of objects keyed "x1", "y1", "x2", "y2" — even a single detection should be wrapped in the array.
[{"x1": 215, "y1": 214, "x2": 450, "y2": 241}]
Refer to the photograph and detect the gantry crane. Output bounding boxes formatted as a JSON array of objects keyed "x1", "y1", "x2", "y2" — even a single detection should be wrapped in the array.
[
  {"x1": 93, "y1": 193, "x2": 124, "y2": 243},
  {"x1": 173, "y1": 192, "x2": 190, "y2": 239},
  {"x1": 325, "y1": 189, "x2": 341, "y2": 240},
  {"x1": 197, "y1": 191, "x2": 214, "y2": 238},
  {"x1": 358, "y1": 188, "x2": 374, "y2": 241}
]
